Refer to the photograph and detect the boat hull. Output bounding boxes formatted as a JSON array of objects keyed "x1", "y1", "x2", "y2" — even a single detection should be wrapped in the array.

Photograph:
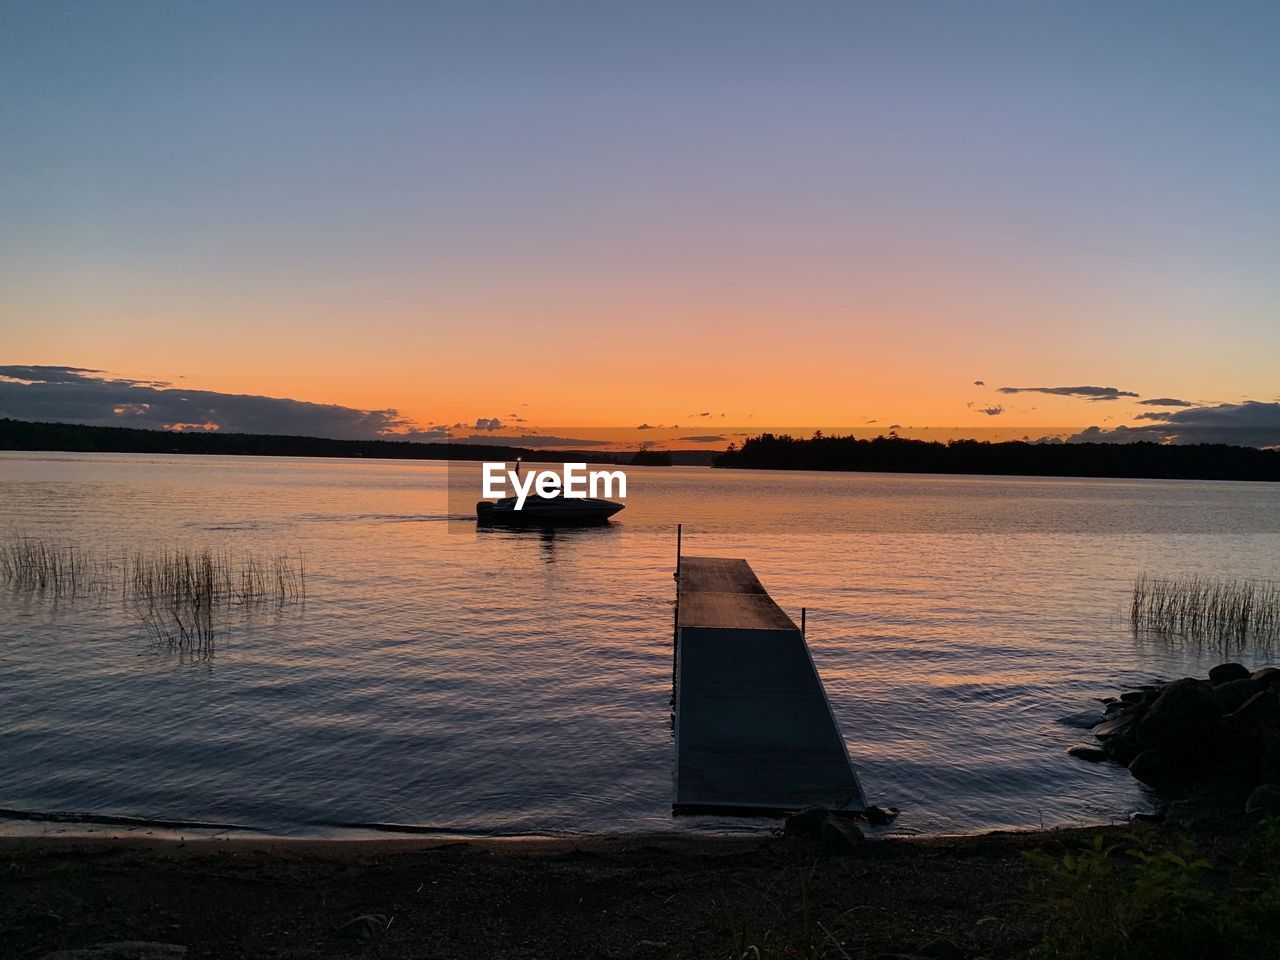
[{"x1": 476, "y1": 497, "x2": 624, "y2": 526}]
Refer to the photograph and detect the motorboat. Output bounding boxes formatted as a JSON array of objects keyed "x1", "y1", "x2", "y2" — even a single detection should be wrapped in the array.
[{"x1": 476, "y1": 494, "x2": 623, "y2": 526}]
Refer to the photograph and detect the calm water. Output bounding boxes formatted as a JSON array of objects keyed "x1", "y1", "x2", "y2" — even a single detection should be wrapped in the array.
[{"x1": 3, "y1": 452, "x2": 1279, "y2": 838}]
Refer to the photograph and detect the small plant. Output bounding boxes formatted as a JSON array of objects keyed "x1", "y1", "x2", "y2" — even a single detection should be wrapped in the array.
[
  {"x1": 1025, "y1": 832, "x2": 1216, "y2": 960},
  {"x1": 1131, "y1": 573, "x2": 1280, "y2": 650},
  {"x1": 723, "y1": 866, "x2": 848, "y2": 960}
]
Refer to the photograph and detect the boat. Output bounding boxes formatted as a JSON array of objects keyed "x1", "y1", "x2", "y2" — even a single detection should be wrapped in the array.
[{"x1": 475, "y1": 494, "x2": 624, "y2": 526}]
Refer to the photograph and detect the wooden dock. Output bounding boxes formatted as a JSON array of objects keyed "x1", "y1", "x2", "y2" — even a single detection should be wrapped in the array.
[{"x1": 673, "y1": 556, "x2": 866, "y2": 815}]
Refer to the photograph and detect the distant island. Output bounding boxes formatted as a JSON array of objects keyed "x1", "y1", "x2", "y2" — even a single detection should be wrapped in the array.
[
  {"x1": 0, "y1": 418, "x2": 711, "y2": 466},
  {"x1": 713, "y1": 432, "x2": 1280, "y2": 482}
]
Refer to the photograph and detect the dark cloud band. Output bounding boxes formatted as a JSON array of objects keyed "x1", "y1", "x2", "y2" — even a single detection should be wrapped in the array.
[
  {"x1": 998, "y1": 385, "x2": 1138, "y2": 401},
  {"x1": 0, "y1": 364, "x2": 432, "y2": 441},
  {"x1": 1070, "y1": 401, "x2": 1280, "y2": 447}
]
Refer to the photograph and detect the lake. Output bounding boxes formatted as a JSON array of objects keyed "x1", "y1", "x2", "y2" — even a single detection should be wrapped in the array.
[{"x1": 3, "y1": 451, "x2": 1279, "y2": 838}]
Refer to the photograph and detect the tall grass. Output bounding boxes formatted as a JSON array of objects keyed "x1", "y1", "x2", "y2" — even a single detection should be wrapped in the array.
[
  {"x1": 1131, "y1": 573, "x2": 1280, "y2": 649},
  {"x1": 0, "y1": 536, "x2": 89, "y2": 597},
  {"x1": 126, "y1": 547, "x2": 303, "y2": 607},
  {"x1": 127, "y1": 547, "x2": 304, "y2": 654},
  {"x1": 2, "y1": 534, "x2": 304, "y2": 655}
]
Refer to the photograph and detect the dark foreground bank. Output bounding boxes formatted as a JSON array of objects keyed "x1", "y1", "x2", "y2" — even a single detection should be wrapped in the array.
[{"x1": 4, "y1": 822, "x2": 1279, "y2": 960}]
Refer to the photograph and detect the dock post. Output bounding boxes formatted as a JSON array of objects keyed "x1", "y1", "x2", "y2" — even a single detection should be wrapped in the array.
[
  {"x1": 676, "y1": 523, "x2": 682, "y2": 579},
  {"x1": 673, "y1": 523, "x2": 682, "y2": 648}
]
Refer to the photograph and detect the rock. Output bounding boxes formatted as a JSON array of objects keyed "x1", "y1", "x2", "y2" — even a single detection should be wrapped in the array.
[
  {"x1": 37, "y1": 946, "x2": 186, "y2": 960},
  {"x1": 1167, "y1": 781, "x2": 1252, "y2": 831},
  {"x1": 1136, "y1": 678, "x2": 1222, "y2": 760},
  {"x1": 784, "y1": 806, "x2": 829, "y2": 838},
  {"x1": 1251, "y1": 667, "x2": 1280, "y2": 687},
  {"x1": 1120, "y1": 690, "x2": 1147, "y2": 703},
  {"x1": 1213, "y1": 677, "x2": 1263, "y2": 713},
  {"x1": 1246, "y1": 784, "x2": 1280, "y2": 816},
  {"x1": 1223, "y1": 689, "x2": 1280, "y2": 736},
  {"x1": 1129, "y1": 749, "x2": 1181, "y2": 787},
  {"x1": 1210, "y1": 662, "x2": 1251, "y2": 684},
  {"x1": 918, "y1": 937, "x2": 966, "y2": 959},
  {"x1": 1220, "y1": 690, "x2": 1280, "y2": 774},
  {"x1": 20, "y1": 912, "x2": 63, "y2": 929},
  {"x1": 819, "y1": 816, "x2": 864, "y2": 854},
  {"x1": 1057, "y1": 710, "x2": 1106, "y2": 729},
  {"x1": 1130, "y1": 810, "x2": 1166, "y2": 825},
  {"x1": 1259, "y1": 735, "x2": 1280, "y2": 784},
  {"x1": 1092, "y1": 710, "x2": 1141, "y2": 740},
  {"x1": 863, "y1": 804, "x2": 900, "y2": 825},
  {"x1": 627, "y1": 940, "x2": 669, "y2": 955},
  {"x1": 334, "y1": 915, "x2": 389, "y2": 941},
  {"x1": 1102, "y1": 735, "x2": 1140, "y2": 766},
  {"x1": 1066, "y1": 744, "x2": 1109, "y2": 763}
]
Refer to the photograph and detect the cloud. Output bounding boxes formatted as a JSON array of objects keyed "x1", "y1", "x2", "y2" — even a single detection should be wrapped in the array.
[
  {"x1": 1066, "y1": 425, "x2": 1141, "y2": 444},
  {"x1": 0, "y1": 364, "x2": 171, "y2": 389},
  {"x1": 472, "y1": 417, "x2": 504, "y2": 431},
  {"x1": 1136, "y1": 397, "x2": 1194, "y2": 407},
  {"x1": 977, "y1": 405, "x2": 1004, "y2": 416},
  {"x1": 450, "y1": 435, "x2": 609, "y2": 450},
  {"x1": 998, "y1": 385, "x2": 1138, "y2": 401},
  {"x1": 675, "y1": 435, "x2": 727, "y2": 443},
  {"x1": 1068, "y1": 401, "x2": 1280, "y2": 447},
  {"x1": 636, "y1": 423, "x2": 655, "y2": 430},
  {"x1": 397, "y1": 427, "x2": 453, "y2": 442},
  {"x1": 0, "y1": 364, "x2": 428, "y2": 440},
  {"x1": 888, "y1": 423, "x2": 902, "y2": 430},
  {"x1": 973, "y1": 380, "x2": 985, "y2": 386}
]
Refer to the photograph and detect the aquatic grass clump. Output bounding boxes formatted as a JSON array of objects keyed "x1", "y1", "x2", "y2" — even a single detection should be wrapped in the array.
[
  {"x1": 126, "y1": 547, "x2": 304, "y2": 607},
  {"x1": 127, "y1": 547, "x2": 305, "y2": 655},
  {"x1": 1131, "y1": 573, "x2": 1280, "y2": 650},
  {"x1": 2, "y1": 534, "x2": 305, "y2": 657},
  {"x1": 0, "y1": 535, "x2": 89, "y2": 597}
]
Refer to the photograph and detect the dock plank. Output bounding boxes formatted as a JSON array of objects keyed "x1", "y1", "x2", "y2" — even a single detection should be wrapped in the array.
[{"x1": 674, "y1": 557, "x2": 865, "y2": 814}]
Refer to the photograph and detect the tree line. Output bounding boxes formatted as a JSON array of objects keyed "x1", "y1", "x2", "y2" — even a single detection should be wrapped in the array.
[
  {"x1": 0, "y1": 418, "x2": 558, "y2": 464},
  {"x1": 713, "y1": 432, "x2": 1280, "y2": 481}
]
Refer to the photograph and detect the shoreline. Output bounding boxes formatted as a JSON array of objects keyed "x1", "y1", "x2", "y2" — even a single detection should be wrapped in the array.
[
  {"x1": 0, "y1": 803, "x2": 1140, "y2": 846},
  {"x1": 4, "y1": 821, "x2": 1272, "y2": 958},
  {"x1": 0, "y1": 825, "x2": 1118, "y2": 960}
]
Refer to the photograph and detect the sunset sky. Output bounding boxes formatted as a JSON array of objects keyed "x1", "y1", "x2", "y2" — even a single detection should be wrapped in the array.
[{"x1": 3, "y1": 2, "x2": 1279, "y2": 444}]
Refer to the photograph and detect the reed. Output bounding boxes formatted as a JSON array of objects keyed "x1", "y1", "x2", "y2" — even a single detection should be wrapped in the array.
[
  {"x1": 2, "y1": 534, "x2": 305, "y2": 654},
  {"x1": 1131, "y1": 573, "x2": 1280, "y2": 648},
  {"x1": 0, "y1": 535, "x2": 88, "y2": 597},
  {"x1": 127, "y1": 547, "x2": 303, "y2": 653}
]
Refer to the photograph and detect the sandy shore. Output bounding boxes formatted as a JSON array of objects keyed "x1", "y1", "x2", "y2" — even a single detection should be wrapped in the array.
[{"x1": 0, "y1": 824, "x2": 1160, "y2": 959}]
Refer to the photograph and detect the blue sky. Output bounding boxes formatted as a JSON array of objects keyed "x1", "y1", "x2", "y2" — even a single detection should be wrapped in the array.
[{"x1": 2, "y1": 1, "x2": 1278, "y2": 438}]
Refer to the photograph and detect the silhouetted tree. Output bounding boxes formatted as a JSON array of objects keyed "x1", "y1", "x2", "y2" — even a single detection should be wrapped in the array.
[{"x1": 713, "y1": 432, "x2": 1280, "y2": 482}]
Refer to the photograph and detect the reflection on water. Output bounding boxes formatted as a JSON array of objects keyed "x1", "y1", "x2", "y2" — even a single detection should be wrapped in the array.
[
  {"x1": 475, "y1": 521, "x2": 625, "y2": 564},
  {"x1": 1, "y1": 452, "x2": 1279, "y2": 837}
]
